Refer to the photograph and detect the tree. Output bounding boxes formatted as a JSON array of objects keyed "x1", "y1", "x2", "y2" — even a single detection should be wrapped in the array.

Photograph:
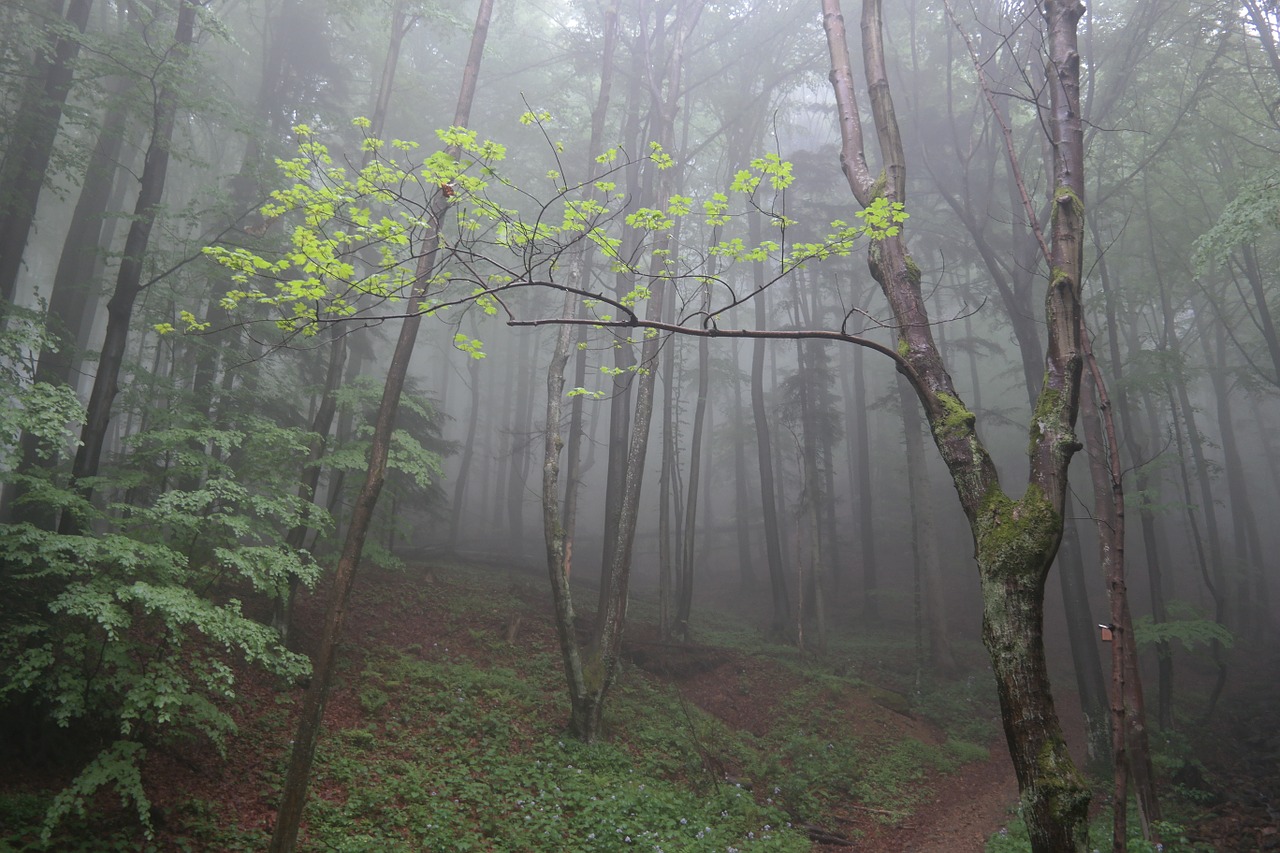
[
  {"x1": 819, "y1": 0, "x2": 1092, "y2": 848},
  {"x1": 0, "y1": 0, "x2": 94, "y2": 306},
  {"x1": 60, "y1": 0, "x2": 200, "y2": 535},
  {"x1": 268, "y1": 2, "x2": 494, "y2": 848}
]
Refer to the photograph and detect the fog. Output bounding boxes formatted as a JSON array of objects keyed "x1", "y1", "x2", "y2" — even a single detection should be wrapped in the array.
[{"x1": 2, "y1": 0, "x2": 1278, "y2": 848}]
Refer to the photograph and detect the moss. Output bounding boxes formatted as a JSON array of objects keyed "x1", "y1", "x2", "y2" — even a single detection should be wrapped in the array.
[
  {"x1": 869, "y1": 168, "x2": 887, "y2": 201},
  {"x1": 582, "y1": 650, "x2": 606, "y2": 694},
  {"x1": 904, "y1": 252, "x2": 922, "y2": 287},
  {"x1": 975, "y1": 483, "x2": 1060, "y2": 580},
  {"x1": 897, "y1": 336, "x2": 909, "y2": 358},
  {"x1": 1053, "y1": 184, "x2": 1084, "y2": 214},
  {"x1": 1050, "y1": 185, "x2": 1084, "y2": 229},
  {"x1": 933, "y1": 391, "x2": 976, "y2": 440},
  {"x1": 1028, "y1": 381, "x2": 1060, "y2": 454},
  {"x1": 1032, "y1": 732, "x2": 1091, "y2": 831}
]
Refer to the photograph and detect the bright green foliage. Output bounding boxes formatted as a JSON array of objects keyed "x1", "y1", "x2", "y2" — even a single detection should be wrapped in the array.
[{"x1": 179, "y1": 115, "x2": 906, "y2": 354}]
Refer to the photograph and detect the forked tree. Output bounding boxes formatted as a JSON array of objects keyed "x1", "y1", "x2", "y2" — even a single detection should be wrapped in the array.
[{"x1": 818, "y1": 0, "x2": 1091, "y2": 848}]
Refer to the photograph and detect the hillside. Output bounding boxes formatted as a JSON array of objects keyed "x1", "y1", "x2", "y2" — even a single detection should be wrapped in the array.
[{"x1": 1, "y1": 558, "x2": 1025, "y2": 851}]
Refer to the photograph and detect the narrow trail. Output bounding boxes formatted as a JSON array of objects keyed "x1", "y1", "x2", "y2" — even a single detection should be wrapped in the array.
[{"x1": 838, "y1": 736, "x2": 1018, "y2": 852}]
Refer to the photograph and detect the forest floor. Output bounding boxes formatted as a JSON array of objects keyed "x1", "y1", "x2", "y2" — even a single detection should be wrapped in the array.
[{"x1": 1, "y1": 556, "x2": 1271, "y2": 851}]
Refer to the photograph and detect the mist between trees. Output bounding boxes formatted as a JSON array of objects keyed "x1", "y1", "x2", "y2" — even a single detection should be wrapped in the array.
[{"x1": 1, "y1": 1, "x2": 1277, "y2": 852}]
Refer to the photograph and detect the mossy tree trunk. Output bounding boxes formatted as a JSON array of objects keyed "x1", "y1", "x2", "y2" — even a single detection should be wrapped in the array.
[{"x1": 821, "y1": 1, "x2": 1091, "y2": 849}]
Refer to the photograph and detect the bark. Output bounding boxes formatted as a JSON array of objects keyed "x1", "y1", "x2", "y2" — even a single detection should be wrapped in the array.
[
  {"x1": 543, "y1": 279, "x2": 592, "y2": 735},
  {"x1": 2, "y1": 65, "x2": 131, "y2": 525},
  {"x1": 943, "y1": 2, "x2": 1108, "y2": 753},
  {"x1": 822, "y1": 1, "x2": 1091, "y2": 848},
  {"x1": 268, "y1": 2, "x2": 493, "y2": 848},
  {"x1": 658, "y1": 291, "x2": 679, "y2": 638},
  {"x1": 505, "y1": 330, "x2": 536, "y2": 548},
  {"x1": 1095, "y1": 212, "x2": 1174, "y2": 728},
  {"x1": 1056, "y1": 514, "x2": 1111, "y2": 774},
  {"x1": 448, "y1": 353, "x2": 483, "y2": 551},
  {"x1": 898, "y1": 374, "x2": 955, "y2": 675},
  {"x1": 59, "y1": 0, "x2": 198, "y2": 535},
  {"x1": 730, "y1": 338, "x2": 756, "y2": 586},
  {"x1": 848, "y1": 339, "x2": 878, "y2": 621},
  {"x1": 750, "y1": 213, "x2": 791, "y2": 637},
  {"x1": 676, "y1": 279, "x2": 711, "y2": 641},
  {"x1": 582, "y1": 0, "x2": 700, "y2": 740},
  {"x1": 0, "y1": 0, "x2": 94, "y2": 306},
  {"x1": 1080, "y1": 360, "x2": 1160, "y2": 847},
  {"x1": 1204, "y1": 313, "x2": 1268, "y2": 638},
  {"x1": 540, "y1": 0, "x2": 618, "y2": 734}
]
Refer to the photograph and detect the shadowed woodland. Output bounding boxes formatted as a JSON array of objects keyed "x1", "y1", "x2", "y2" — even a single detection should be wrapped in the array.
[{"x1": 1, "y1": 1, "x2": 1279, "y2": 851}]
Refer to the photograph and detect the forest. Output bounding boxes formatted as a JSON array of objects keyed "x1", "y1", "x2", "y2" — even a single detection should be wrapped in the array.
[{"x1": 1, "y1": 0, "x2": 1278, "y2": 851}]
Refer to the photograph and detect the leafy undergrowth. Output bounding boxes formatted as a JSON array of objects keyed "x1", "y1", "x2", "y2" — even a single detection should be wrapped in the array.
[{"x1": 0, "y1": 559, "x2": 1003, "y2": 851}]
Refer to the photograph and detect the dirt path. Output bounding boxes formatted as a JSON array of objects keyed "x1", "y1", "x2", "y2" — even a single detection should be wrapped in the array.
[{"x1": 845, "y1": 738, "x2": 1019, "y2": 852}]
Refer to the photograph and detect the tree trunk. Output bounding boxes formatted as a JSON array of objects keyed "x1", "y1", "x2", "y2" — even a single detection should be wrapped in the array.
[
  {"x1": 1079, "y1": 361, "x2": 1160, "y2": 847},
  {"x1": 1204, "y1": 313, "x2": 1268, "y2": 638},
  {"x1": 448, "y1": 351, "x2": 483, "y2": 551},
  {"x1": 750, "y1": 213, "x2": 791, "y2": 637},
  {"x1": 59, "y1": 0, "x2": 198, "y2": 535},
  {"x1": 1057, "y1": 513, "x2": 1111, "y2": 774},
  {"x1": 505, "y1": 329, "x2": 536, "y2": 549},
  {"x1": 1157, "y1": 271, "x2": 1230, "y2": 714},
  {"x1": 1096, "y1": 213, "x2": 1174, "y2": 728},
  {"x1": 582, "y1": 0, "x2": 700, "y2": 740},
  {"x1": 822, "y1": 2, "x2": 1091, "y2": 848},
  {"x1": 268, "y1": 2, "x2": 493, "y2": 848},
  {"x1": 847, "y1": 339, "x2": 879, "y2": 621},
  {"x1": 658, "y1": 290, "x2": 679, "y2": 638},
  {"x1": 898, "y1": 374, "x2": 955, "y2": 674},
  {"x1": 730, "y1": 338, "x2": 756, "y2": 587},
  {"x1": 676, "y1": 279, "x2": 711, "y2": 641},
  {"x1": 2, "y1": 65, "x2": 131, "y2": 525},
  {"x1": 537, "y1": 0, "x2": 618, "y2": 735},
  {"x1": 0, "y1": 0, "x2": 94, "y2": 306},
  {"x1": 596, "y1": 26, "x2": 646, "y2": 594}
]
